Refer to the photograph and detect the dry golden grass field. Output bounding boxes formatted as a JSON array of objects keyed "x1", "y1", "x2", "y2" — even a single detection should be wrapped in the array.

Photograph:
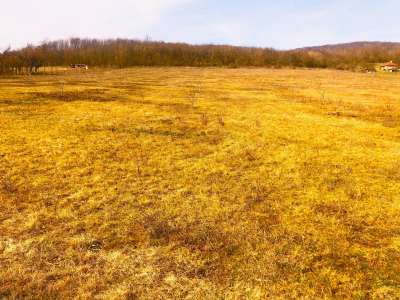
[{"x1": 1, "y1": 67, "x2": 400, "y2": 299}]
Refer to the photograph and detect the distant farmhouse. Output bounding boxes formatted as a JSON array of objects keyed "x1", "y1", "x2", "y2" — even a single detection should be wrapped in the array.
[
  {"x1": 380, "y1": 61, "x2": 399, "y2": 72},
  {"x1": 70, "y1": 64, "x2": 89, "y2": 70}
]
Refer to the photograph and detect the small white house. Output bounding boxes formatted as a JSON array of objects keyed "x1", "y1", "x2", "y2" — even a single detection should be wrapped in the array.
[{"x1": 380, "y1": 61, "x2": 399, "y2": 72}]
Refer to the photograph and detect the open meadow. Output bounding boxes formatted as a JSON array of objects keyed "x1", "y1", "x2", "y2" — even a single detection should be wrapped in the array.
[{"x1": 1, "y1": 67, "x2": 400, "y2": 299}]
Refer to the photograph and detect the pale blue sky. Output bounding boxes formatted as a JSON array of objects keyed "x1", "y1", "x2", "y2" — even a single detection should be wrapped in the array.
[{"x1": 1, "y1": 0, "x2": 399, "y2": 50}]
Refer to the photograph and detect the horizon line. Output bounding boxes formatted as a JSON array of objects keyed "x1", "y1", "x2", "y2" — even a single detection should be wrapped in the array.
[{"x1": 3, "y1": 37, "x2": 400, "y2": 52}]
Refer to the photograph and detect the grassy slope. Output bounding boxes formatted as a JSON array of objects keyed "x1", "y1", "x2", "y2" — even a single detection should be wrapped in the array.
[{"x1": 1, "y1": 68, "x2": 400, "y2": 299}]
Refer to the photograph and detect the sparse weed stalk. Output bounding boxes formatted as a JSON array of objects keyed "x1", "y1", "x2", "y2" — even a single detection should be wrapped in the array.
[
  {"x1": 138, "y1": 90, "x2": 145, "y2": 102},
  {"x1": 218, "y1": 115, "x2": 225, "y2": 127},
  {"x1": 135, "y1": 147, "x2": 149, "y2": 178},
  {"x1": 187, "y1": 84, "x2": 201, "y2": 107},
  {"x1": 59, "y1": 81, "x2": 65, "y2": 97},
  {"x1": 316, "y1": 81, "x2": 327, "y2": 103},
  {"x1": 200, "y1": 113, "x2": 208, "y2": 126}
]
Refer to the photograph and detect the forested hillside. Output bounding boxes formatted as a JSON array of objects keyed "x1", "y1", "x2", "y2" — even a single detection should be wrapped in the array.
[{"x1": 1, "y1": 38, "x2": 400, "y2": 74}]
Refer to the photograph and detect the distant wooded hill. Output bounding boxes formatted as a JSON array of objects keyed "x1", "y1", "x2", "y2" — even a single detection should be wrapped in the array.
[
  {"x1": 1, "y1": 39, "x2": 400, "y2": 74},
  {"x1": 298, "y1": 41, "x2": 400, "y2": 52}
]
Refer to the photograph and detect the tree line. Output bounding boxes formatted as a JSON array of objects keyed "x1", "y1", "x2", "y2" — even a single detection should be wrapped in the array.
[{"x1": 1, "y1": 38, "x2": 400, "y2": 74}]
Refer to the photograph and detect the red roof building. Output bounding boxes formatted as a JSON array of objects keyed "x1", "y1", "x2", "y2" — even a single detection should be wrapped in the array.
[{"x1": 381, "y1": 61, "x2": 399, "y2": 72}]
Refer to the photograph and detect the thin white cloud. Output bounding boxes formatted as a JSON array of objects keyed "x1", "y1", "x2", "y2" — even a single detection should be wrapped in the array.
[
  {"x1": 2, "y1": 0, "x2": 400, "y2": 50},
  {"x1": 1, "y1": 0, "x2": 193, "y2": 49}
]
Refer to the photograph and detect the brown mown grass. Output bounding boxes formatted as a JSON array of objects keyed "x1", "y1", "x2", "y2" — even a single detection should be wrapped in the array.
[{"x1": 1, "y1": 68, "x2": 400, "y2": 299}]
